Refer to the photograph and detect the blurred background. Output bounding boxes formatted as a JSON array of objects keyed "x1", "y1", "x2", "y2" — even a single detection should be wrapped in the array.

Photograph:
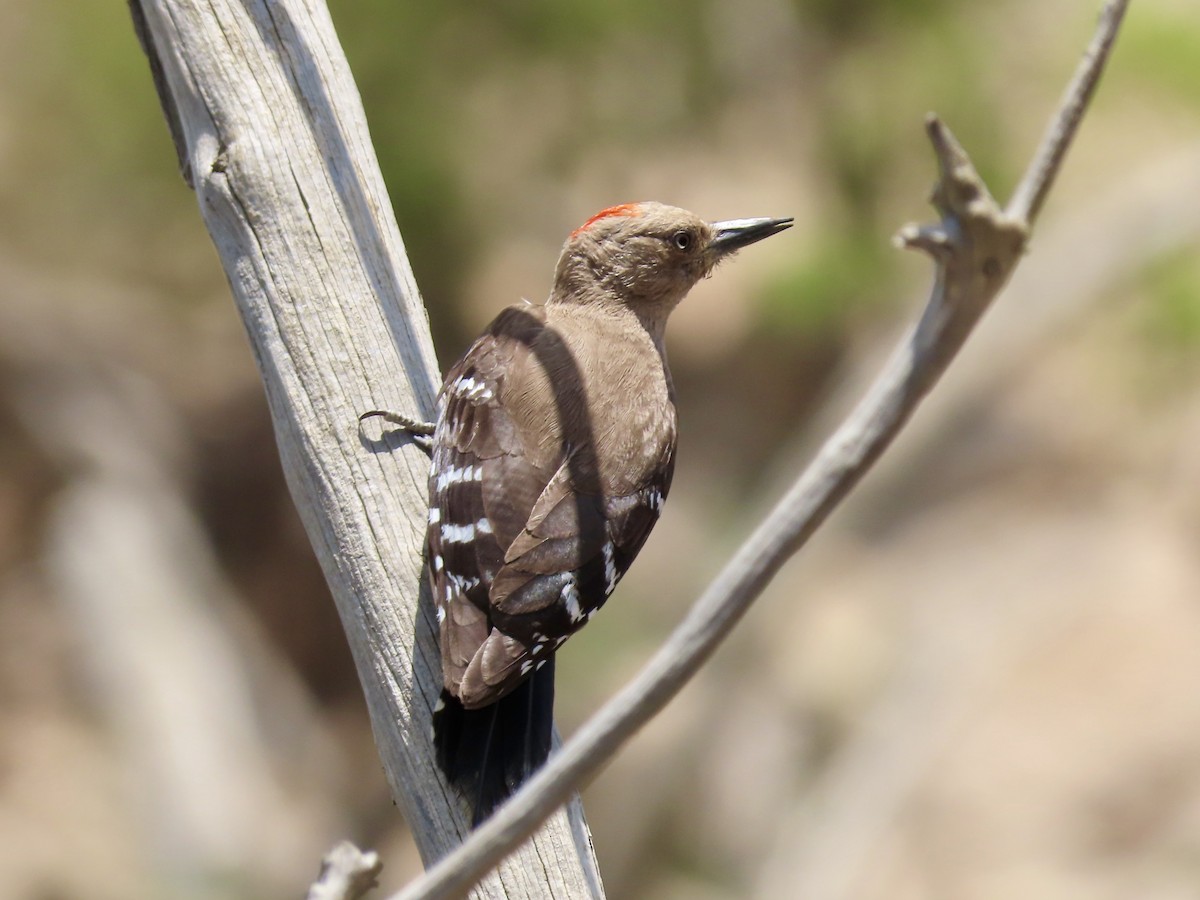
[{"x1": 1, "y1": 0, "x2": 1198, "y2": 897}]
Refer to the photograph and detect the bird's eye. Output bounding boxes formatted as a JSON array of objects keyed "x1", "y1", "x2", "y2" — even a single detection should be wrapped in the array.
[{"x1": 671, "y1": 230, "x2": 692, "y2": 251}]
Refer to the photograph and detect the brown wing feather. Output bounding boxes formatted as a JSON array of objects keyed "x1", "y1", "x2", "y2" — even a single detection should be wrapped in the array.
[{"x1": 429, "y1": 305, "x2": 675, "y2": 709}]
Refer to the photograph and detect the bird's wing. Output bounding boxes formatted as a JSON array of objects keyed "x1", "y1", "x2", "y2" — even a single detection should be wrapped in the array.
[
  {"x1": 430, "y1": 308, "x2": 675, "y2": 709},
  {"x1": 428, "y1": 307, "x2": 547, "y2": 701},
  {"x1": 453, "y1": 457, "x2": 673, "y2": 708}
]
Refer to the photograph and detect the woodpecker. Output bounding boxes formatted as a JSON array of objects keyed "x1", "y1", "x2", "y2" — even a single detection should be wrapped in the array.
[{"x1": 425, "y1": 202, "x2": 791, "y2": 824}]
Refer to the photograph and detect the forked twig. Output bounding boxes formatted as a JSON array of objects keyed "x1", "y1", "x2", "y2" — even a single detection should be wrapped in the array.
[
  {"x1": 390, "y1": 2, "x2": 1129, "y2": 897},
  {"x1": 307, "y1": 842, "x2": 383, "y2": 900}
]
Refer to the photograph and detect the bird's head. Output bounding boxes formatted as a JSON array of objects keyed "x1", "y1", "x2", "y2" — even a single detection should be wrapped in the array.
[{"x1": 551, "y1": 202, "x2": 792, "y2": 323}]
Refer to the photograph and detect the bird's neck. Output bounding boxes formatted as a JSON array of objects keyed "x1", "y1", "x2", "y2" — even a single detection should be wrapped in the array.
[{"x1": 546, "y1": 289, "x2": 675, "y2": 355}]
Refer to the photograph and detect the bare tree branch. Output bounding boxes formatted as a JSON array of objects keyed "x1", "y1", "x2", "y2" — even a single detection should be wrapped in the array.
[
  {"x1": 307, "y1": 842, "x2": 383, "y2": 900},
  {"x1": 1008, "y1": 0, "x2": 1130, "y2": 225},
  {"x1": 389, "y1": 2, "x2": 1130, "y2": 896},
  {"x1": 128, "y1": 0, "x2": 603, "y2": 896}
]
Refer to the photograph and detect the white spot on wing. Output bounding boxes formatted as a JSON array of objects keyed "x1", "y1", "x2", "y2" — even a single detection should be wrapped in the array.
[
  {"x1": 450, "y1": 375, "x2": 494, "y2": 402},
  {"x1": 475, "y1": 517, "x2": 493, "y2": 535},
  {"x1": 446, "y1": 572, "x2": 481, "y2": 596},
  {"x1": 436, "y1": 605, "x2": 446, "y2": 625},
  {"x1": 561, "y1": 575, "x2": 584, "y2": 623},
  {"x1": 602, "y1": 540, "x2": 617, "y2": 595},
  {"x1": 435, "y1": 464, "x2": 482, "y2": 492},
  {"x1": 440, "y1": 522, "x2": 476, "y2": 544},
  {"x1": 428, "y1": 506, "x2": 441, "y2": 525}
]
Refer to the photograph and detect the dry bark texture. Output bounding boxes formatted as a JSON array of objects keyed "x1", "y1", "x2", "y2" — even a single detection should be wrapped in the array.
[{"x1": 129, "y1": 0, "x2": 603, "y2": 897}]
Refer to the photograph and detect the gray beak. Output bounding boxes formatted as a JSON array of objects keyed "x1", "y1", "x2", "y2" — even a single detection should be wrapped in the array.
[{"x1": 708, "y1": 216, "x2": 793, "y2": 255}]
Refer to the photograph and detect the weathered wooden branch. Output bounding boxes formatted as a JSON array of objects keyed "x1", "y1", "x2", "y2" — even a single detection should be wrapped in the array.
[
  {"x1": 388, "y1": 1, "x2": 1130, "y2": 897},
  {"x1": 307, "y1": 842, "x2": 383, "y2": 900},
  {"x1": 128, "y1": 0, "x2": 603, "y2": 897}
]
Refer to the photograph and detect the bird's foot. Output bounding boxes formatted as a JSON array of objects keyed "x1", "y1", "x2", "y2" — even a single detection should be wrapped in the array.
[{"x1": 359, "y1": 409, "x2": 435, "y2": 455}]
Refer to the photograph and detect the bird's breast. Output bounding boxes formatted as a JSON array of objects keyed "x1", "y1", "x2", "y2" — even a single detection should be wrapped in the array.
[
  {"x1": 591, "y1": 366, "x2": 675, "y2": 492},
  {"x1": 505, "y1": 305, "x2": 677, "y2": 495}
]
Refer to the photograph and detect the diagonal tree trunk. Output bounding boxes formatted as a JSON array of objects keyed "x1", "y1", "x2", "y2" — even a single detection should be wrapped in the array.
[{"x1": 127, "y1": 1, "x2": 604, "y2": 897}]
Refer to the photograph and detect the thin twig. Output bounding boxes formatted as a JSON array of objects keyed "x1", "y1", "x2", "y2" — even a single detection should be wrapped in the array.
[
  {"x1": 307, "y1": 842, "x2": 383, "y2": 900},
  {"x1": 387, "y1": 3, "x2": 1129, "y2": 897},
  {"x1": 1008, "y1": 0, "x2": 1130, "y2": 225}
]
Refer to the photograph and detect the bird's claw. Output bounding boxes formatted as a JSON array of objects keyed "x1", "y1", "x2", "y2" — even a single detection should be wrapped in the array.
[{"x1": 359, "y1": 409, "x2": 435, "y2": 455}]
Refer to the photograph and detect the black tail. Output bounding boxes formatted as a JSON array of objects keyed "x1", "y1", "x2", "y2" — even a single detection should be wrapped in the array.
[{"x1": 433, "y1": 659, "x2": 556, "y2": 827}]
